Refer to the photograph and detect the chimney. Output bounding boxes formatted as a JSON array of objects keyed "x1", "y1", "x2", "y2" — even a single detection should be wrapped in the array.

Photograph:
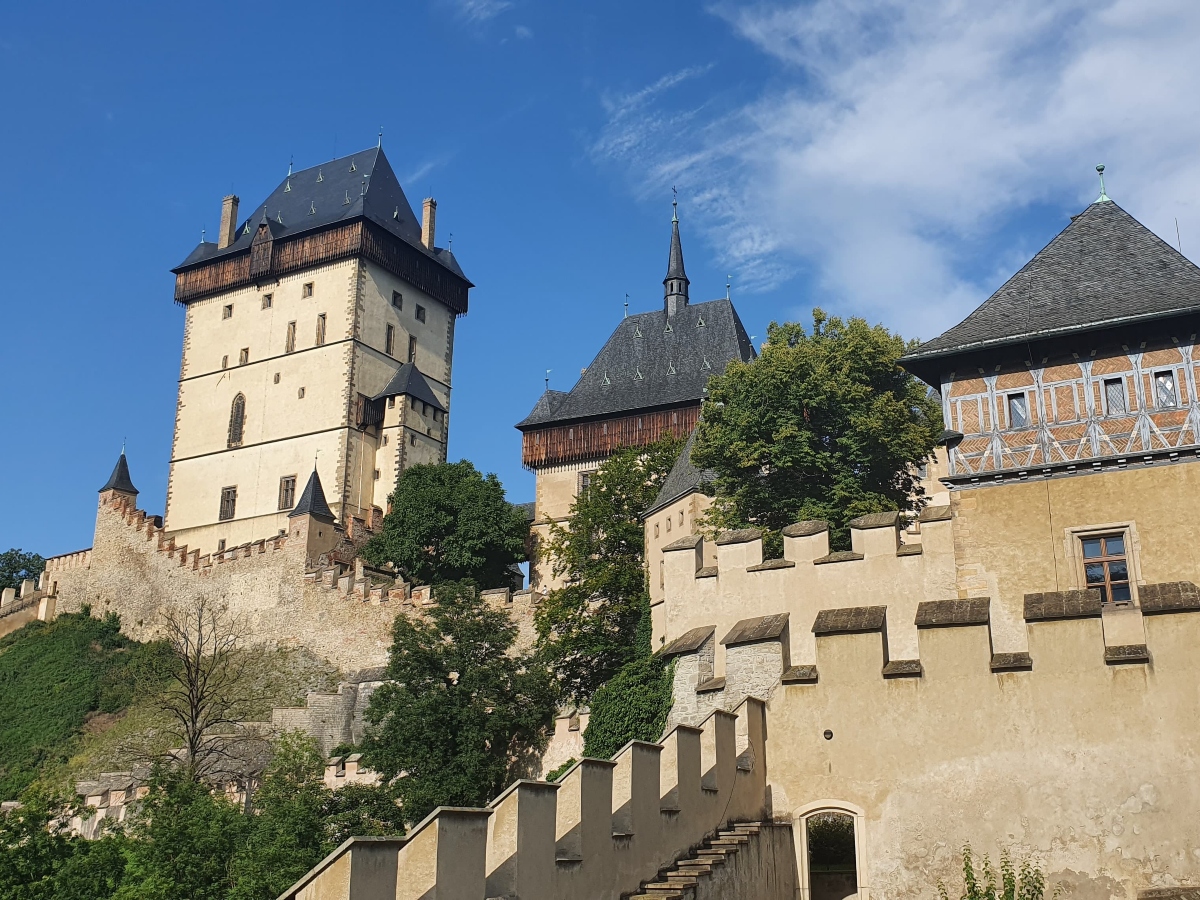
[
  {"x1": 422, "y1": 198, "x2": 437, "y2": 250},
  {"x1": 218, "y1": 194, "x2": 240, "y2": 249}
]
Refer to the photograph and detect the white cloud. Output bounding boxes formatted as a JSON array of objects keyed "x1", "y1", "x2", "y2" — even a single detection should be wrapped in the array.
[
  {"x1": 444, "y1": 0, "x2": 513, "y2": 24},
  {"x1": 592, "y1": 0, "x2": 1200, "y2": 339},
  {"x1": 515, "y1": 24, "x2": 533, "y2": 39}
]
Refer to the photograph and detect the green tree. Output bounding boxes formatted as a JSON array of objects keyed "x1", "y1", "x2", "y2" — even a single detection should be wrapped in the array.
[
  {"x1": 0, "y1": 788, "x2": 79, "y2": 900},
  {"x1": 0, "y1": 549, "x2": 44, "y2": 594},
  {"x1": 581, "y1": 654, "x2": 674, "y2": 760},
  {"x1": 360, "y1": 581, "x2": 556, "y2": 824},
  {"x1": 362, "y1": 461, "x2": 529, "y2": 589},
  {"x1": 692, "y1": 310, "x2": 941, "y2": 551},
  {"x1": 535, "y1": 436, "x2": 681, "y2": 703}
]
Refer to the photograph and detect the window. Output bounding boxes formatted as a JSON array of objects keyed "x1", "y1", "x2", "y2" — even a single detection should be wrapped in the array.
[
  {"x1": 1081, "y1": 534, "x2": 1131, "y2": 604},
  {"x1": 221, "y1": 355, "x2": 229, "y2": 369},
  {"x1": 409, "y1": 433, "x2": 416, "y2": 446},
  {"x1": 388, "y1": 396, "x2": 396, "y2": 408},
  {"x1": 666, "y1": 517, "x2": 672, "y2": 533},
  {"x1": 217, "y1": 539, "x2": 226, "y2": 553},
  {"x1": 285, "y1": 321, "x2": 296, "y2": 353},
  {"x1": 373, "y1": 469, "x2": 381, "y2": 480},
  {"x1": 227, "y1": 393, "x2": 246, "y2": 448},
  {"x1": 579, "y1": 471, "x2": 593, "y2": 496},
  {"x1": 1155, "y1": 370, "x2": 1178, "y2": 407},
  {"x1": 238, "y1": 347, "x2": 249, "y2": 365},
  {"x1": 392, "y1": 291, "x2": 403, "y2": 310},
  {"x1": 223, "y1": 304, "x2": 233, "y2": 319},
  {"x1": 1007, "y1": 393, "x2": 1029, "y2": 428},
  {"x1": 315, "y1": 313, "x2": 326, "y2": 346},
  {"x1": 278, "y1": 475, "x2": 297, "y2": 510},
  {"x1": 386, "y1": 324, "x2": 396, "y2": 357},
  {"x1": 261, "y1": 293, "x2": 273, "y2": 309},
  {"x1": 1104, "y1": 377, "x2": 1126, "y2": 414},
  {"x1": 408, "y1": 335, "x2": 417, "y2": 363},
  {"x1": 302, "y1": 282, "x2": 314, "y2": 298},
  {"x1": 415, "y1": 304, "x2": 426, "y2": 323},
  {"x1": 297, "y1": 387, "x2": 306, "y2": 399},
  {"x1": 382, "y1": 435, "x2": 389, "y2": 446},
  {"x1": 654, "y1": 523, "x2": 660, "y2": 538},
  {"x1": 219, "y1": 486, "x2": 237, "y2": 522},
  {"x1": 273, "y1": 372, "x2": 280, "y2": 384}
]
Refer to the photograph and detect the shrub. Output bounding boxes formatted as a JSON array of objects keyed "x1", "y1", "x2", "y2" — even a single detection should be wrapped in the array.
[
  {"x1": 581, "y1": 655, "x2": 674, "y2": 761},
  {"x1": 938, "y1": 845, "x2": 1057, "y2": 900}
]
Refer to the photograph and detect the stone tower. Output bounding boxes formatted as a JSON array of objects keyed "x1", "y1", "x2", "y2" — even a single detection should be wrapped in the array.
[{"x1": 165, "y1": 147, "x2": 472, "y2": 552}]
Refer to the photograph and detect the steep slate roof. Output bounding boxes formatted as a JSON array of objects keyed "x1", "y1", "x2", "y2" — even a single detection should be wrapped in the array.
[
  {"x1": 289, "y1": 469, "x2": 335, "y2": 523},
  {"x1": 903, "y1": 199, "x2": 1200, "y2": 371},
  {"x1": 173, "y1": 146, "x2": 470, "y2": 284},
  {"x1": 99, "y1": 453, "x2": 138, "y2": 494},
  {"x1": 516, "y1": 298, "x2": 755, "y2": 429},
  {"x1": 666, "y1": 214, "x2": 688, "y2": 283},
  {"x1": 372, "y1": 362, "x2": 446, "y2": 412},
  {"x1": 645, "y1": 427, "x2": 714, "y2": 517}
]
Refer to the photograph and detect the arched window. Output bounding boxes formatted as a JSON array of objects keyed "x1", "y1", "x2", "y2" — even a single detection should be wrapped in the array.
[{"x1": 228, "y1": 393, "x2": 246, "y2": 448}]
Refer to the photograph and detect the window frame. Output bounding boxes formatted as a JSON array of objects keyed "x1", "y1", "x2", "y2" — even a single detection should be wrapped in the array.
[
  {"x1": 238, "y1": 347, "x2": 249, "y2": 366},
  {"x1": 1006, "y1": 391, "x2": 1029, "y2": 429},
  {"x1": 278, "y1": 475, "x2": 297, "y2": 511},
  {"x1": 392, "y1": 291, "x2": 403, "y2": 310},
  {"x1": 285, "y1": 321, "x2": 297, "y2": 354},
  {"x1": 315, "y1": 313, "x2": 327, "y2": 346},
  {"x1": 261, "y1": 293, "x2": 273, "y2": 310},
  {"x1": 1103, "y1": 376, "x2": 1127, "y2": 415},
  {"x1": 1065, "y1": 522, "x2": 1141, "y2": 606},
  {"x1": 1080, "y1": 533, "x2": 1132, "y2": 605},
  {"x1": 218, "y1": 486, "x2": 238, "y2": 522},
  {"x1": 415, "y1": 304, "x2": 426, "y2": 323},
  {"x1": 1154, "y1": 369, "x2": 1179, "y2": 408},
  {"x1": 408, "y1": 335, "x2": 417, "y2": 363},
  {"x1": 222, "y1": 304, "x2": 233, "y2": 319},
  {"x1": 227, "y1": 393, "x2": 246, "y2": 448},
  {"x1": 385, "y1": 323, "x2": 396, "y2": 357},
  {"x1": 302, "y1": 282, "x2": 314, "y2": 298}
]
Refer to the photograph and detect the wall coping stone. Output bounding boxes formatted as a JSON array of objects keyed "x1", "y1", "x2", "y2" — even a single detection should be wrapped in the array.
[
  {"x1": 722, "y1": 613, "x2": 789, "y2": 647},
  {"x1": 1139, "y1": 889, "x2": 1200, "y2": 900},
  {"x1": 1138, "y1": 581, "x2": 1200, "y2": 614},
  {"x1": 696, "y1": 566, "x2": 718, "y2": 578},
  {"x1": 1024, "y1": 589, "x2": 1102, "y2": 621},
  {"x1": 916, "y1": 597, "x2": 990, "y2": 628},
  {"x1": 747, "y1": 558, "x2": 796, "y2": 572},
  {"x1": 882, "y1": 659, "x2": 923, "y2": 678},
  {"x1": 715, "y1": 528, "x2": 763, "y2": 546},
  {"x1": 696, "y1": 676, "x2": 726, "y2": 694},
  {"x1": 991, "y1": 652, "x2": 1033, "y2": 672},
  {"x1": 896, "y1": 544, "x2": 923, "y2": 557},
  {"x1": 1105, "y1": 643, "x2": 1150, "y2": 665},
  {"x1": 663, "y1": 534, "x2": 703, "y2": 552},
  {"x1": 918, "y1": 505, "x2": 953, "y2": 522},
  {"x1": 848, "y1": 511, "x2": 900, "y2": 529},
  {"x1": 813, "y1": 606, "x2": 887, "y2": 635},
  {"x1": 661, "y1": 625, "x2": 716, "y2": 659},
  {"x1": 813, "y1": 551, "x2": 865, "y2": 565},
  {"x1": 782, "y1": 520, "x2": 828, "y2": 537},
  {"x1": 782, "y1": 664, "x2": 818, "y2": 684}
]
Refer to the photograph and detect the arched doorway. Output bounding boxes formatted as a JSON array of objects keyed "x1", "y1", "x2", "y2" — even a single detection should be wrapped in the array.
[{"x1": 795, "y1": 802, "x2": 864, "y2": 900}]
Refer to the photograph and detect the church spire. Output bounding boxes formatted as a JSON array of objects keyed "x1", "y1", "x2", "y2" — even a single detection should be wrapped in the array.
[{"x1": 664, "y1": 188, "x2": 690, "y2": 316}]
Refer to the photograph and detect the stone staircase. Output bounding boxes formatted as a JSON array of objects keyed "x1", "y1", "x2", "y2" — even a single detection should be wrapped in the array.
[{"x1": 629, "y1": 822, "x2": 782, "y2": 899}]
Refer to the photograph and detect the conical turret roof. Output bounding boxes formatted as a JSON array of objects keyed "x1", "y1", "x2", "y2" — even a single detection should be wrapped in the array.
[
  {"x1": 288, "y1": 469, "x2": 335, "y2": 523},
  {"x1": 99, "y1": 453, "x2": 138, "y2": 495}
]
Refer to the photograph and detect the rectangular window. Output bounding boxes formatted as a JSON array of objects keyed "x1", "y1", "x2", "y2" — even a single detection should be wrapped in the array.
[
  {"x1": 1104, "y1": 377, "x2": 1126, "y2": 414},
  {"x1": 219, "y1": 486, "x2": 237, "y2": 522},
  {"x1": 1007, "y1": 392, "x2": 1029, "y2": 428},
  {"x1": 273, "y1": 372, "x2": 280, "y2": 384},
  {"x1": 382, "y1": 435, "x2": 389, "y2": 446},
  {"x1": 217, "y1": 539, "x2": 226, "y2": 553},
  {"x1": 238, "y1": 347, "x2": 249, "y2": 365},
  {"x1": 373, "y1": 469, "x2": 381, "y2": 480},
  {"x1": 315, "y1": 313, "x2": 326, "y2": 346},
  {"x1": 579, "y1": 471, "x2": 593, "y2": 496},
  {"x1": 278, "y1": 475, "x2": 297, "y2": 510},
  {"x1": 385, "y1": 324, "x2": 396, "y2": 357},
  {"x1": 409, "y1": 433, "x2": 416, "y2": 446},
  {"x1": 1155, "y1": 370, "x2": 1178, "y2": 407},
  {"x1": 223, "y1": 304, "x2": 233, "y2": 319},
  {"x1": 408, "y1": 335, "x2": 417, "y2": 363},
  {"x1": 392, "y1": 291, "x2": 403, "y2": 310},
  {"x1": 302, "y1": 282, "x2": 314, "y2": 298},
  {"x1": 1081, "y1": 534, "x2": 1131, "y2": 604},
  {"x1": 297, "y1": 386, "x2": 306, "y2": 399},
  {"x1": 415, "y1": 304, "x2": 426, "y2": 323},
  {"x1": 285, "y1": 321, "x2": 296, "y2": 354},
  {"x1": 221, "y1": 355, "x2": 229, "y2": 369},
  {"x1": 261, "y1": 293, "x2": 273, "y2": 310}
]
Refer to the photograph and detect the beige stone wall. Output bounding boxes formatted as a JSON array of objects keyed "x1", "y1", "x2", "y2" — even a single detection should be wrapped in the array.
[
  {"x1": 646, "y1": 492, "x2": 715, "y2": 636},
  {"x1": 529, "y1": 460, "x2": 598, "y2": 591}
]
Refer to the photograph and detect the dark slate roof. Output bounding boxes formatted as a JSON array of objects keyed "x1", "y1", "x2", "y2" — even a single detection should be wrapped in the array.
[
  {"x1": 515, "y1": 501, "x2": 536, "y2": 523},
  {"x1": 179, "y1": 241, "x2": 219, "y2": 267},
  {"x1": 372, "y1": 362, "x2": 446, "y2": 412},
  {"x1": 903, "y1": 199, "x2": 1200, "y2": 372},
  {"x1": 645, "y1": 427, "x2": 714, "y2": 517},
  {"x1": 174, "y1": 146, "x2": 470, "y2": 284},
  {"x1": 99, "y1": 453, "x2": 138, "y2": 494},
  {"x1": 289, "y1": 469, "x2": 335, "y2": 523},
  {"x1": 516, "y1": 298, "x2": 755, "y2": 429}
]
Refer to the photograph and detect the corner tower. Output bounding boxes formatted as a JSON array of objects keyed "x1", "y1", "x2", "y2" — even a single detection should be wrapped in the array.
[{"x1": 165, "y1": 147, "x2": 472, "y2": 552}]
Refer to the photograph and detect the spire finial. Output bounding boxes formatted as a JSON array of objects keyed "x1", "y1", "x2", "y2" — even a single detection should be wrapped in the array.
[
  {"x1": 726, "y1": 276, "x2": 731, "y2": 300},
  {"x1": 201, "y1": 226, "x2": 206, "y2": 243},
  {"x1": 448, "y1": 232, "x2": 453, "y2": 250},
  {"x1": 1095, "y1": 164, "x2": 1110, "y2": 203},
  {"x1": 288, "y1": 155, "x2": 293, "y2": 176},
  {"x1": 378, "y1": 126, "x2": 383, "y2": 148},
  {"x1": 121, "y1": 437, "x2": 126, "y2": 455},
  {"x1": 671, "y1": 185, "x2": 678, "y2": 222},
  {"x1": 624, "y1": 293, "x2": 629, "y2": 318},
  {"x1": 545, "y1": 369, "x2": 551, "y2": 391}
]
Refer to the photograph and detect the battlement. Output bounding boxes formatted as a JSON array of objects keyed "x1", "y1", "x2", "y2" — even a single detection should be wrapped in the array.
[{"x1": 279, "y1": 697, "x2": 770, "y2": 900}]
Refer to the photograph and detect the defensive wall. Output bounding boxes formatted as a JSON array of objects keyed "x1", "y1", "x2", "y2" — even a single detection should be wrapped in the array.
[{"x1": 660, "y1": 519, "x2": 1200, "y2": 900}]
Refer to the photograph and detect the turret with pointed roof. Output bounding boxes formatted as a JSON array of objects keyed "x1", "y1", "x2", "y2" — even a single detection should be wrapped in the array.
[
  {"x1": 664, "y1": 201, "x2": 690, "y2": 316},
  {"x1": 289, "y1": 469, "x2": 335, "y2": 524},
  {"x1": 99, "y1": 452, "x2": 138, "y2": 496}
]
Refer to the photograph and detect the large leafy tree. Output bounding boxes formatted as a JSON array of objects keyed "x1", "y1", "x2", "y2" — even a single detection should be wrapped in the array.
[
  {"x1": 535, "y1": 436, "x2": 681, "y2": 703},
  {"x1": 360, "y1": 581, "x2": 556, "y2": 824},
  {"x1": 0, "y1": 549, "x2": 44, "y2": 593},
  {"x1": 362, "y1": 462, "x2": 529, "y2": 589},
  {"x1": 692, "y1": 310, "x2": 942, "y2": 551}
]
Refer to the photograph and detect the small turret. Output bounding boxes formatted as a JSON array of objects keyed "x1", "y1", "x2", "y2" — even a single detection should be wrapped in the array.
[
  {"x1": 98, "y1": 452, "x2": 138, "y2": 501},
  {"x1": 288, "y1": 468, "x2": 340, "y2": 567},
  {"x1": 289, "y1": 468, "x2": 336, "y2": 524},
  {"x1": 664, "y1": 195, "x2": 690, "y2": 316}
]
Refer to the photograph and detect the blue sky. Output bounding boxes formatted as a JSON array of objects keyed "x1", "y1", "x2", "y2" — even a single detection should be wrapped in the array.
[{"x1": 3, "y1": 0, "x2": 1199, "y2": 556}]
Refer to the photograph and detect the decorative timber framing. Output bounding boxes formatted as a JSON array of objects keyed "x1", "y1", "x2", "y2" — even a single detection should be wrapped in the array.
[
  {"x1": 521, "y1": 403, "x2": 699, "y2": 469},
  {"x1": 173, "y1": 220, "x2": 470, "y2": 314}
]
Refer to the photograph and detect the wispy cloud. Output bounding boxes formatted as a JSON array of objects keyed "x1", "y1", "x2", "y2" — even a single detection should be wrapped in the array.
[
  {"x1": 514, "y1": 24, "x2": 533, "y2": 39},
  {"x1": 592, "y1": 1, "x2": 1200, "y2": 338},
  {"x1": 443, "y1": 0, "x2": 513, "y2": 24}
]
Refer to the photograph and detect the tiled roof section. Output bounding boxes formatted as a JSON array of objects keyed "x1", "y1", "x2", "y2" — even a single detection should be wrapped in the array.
[
  {"x1": 99, "y1": 453, "x2": 138, "y2": 494},
  {"x1": 173, "y1": 147, "x2": 469, "y2": 283},
  {"x1": 903, "y1": 200, "x2": 1200, "y2": 365},
  {"x1": 515, "y1": 390, "x2": 568, "y2": 429},
  {"x1": 289, "y1": 469, "x2": 335, "y2": 523},
  {"x1": 515, "y1": 298, "x2": 755, "y2": 429},
  {"x1": 645, "y1": 428, "x2": 714, "y2": 516},
  {"x1": 514, "y1": 501, "x2": 536, "y2": 523},
  {"x1": 372, "y1": 362, "x2": 446, "y2": 412}
]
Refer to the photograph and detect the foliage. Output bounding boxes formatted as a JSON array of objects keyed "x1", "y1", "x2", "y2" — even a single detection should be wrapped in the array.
[
  {"x1": 535, "y1": 436, "x2": 682, "y2": 702},
  {"x1": 581, "y1": 655, "x2": 674, "y2": 761},
  {"x1": 0, "y1": 611, "x2": 163, "y2": 800},
  {"x1": 361, "y1": 581, "x2": 557, "y2": 825},
  {"x1": 692, "y1": 310, "x2": 942, "y2": 551},
  {"x1": 362, "y1": 461, "x2": 529, "y2": 589},
  {"x1": 806, "y1": 812, "x2": 855, "y2": 867},
  {"x1": 544, "y1": 758, "x2": 575, "y2": 782},
  {"x1": 938, "y1": 846, "x2": 1057, "y2": 900},
  {"x1": 0, "y1": 548, "x2": 45, "y2": 594}
]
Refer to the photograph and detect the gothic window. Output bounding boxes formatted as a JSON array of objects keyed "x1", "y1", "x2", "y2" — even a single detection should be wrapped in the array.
[
  {"x1": 227, "y1": 394, "x2": 246, "y2": 448},
  {"x1": 1104, "y1": 377, "x2": 1127, "y2": 415},
  {"x1": 219, "y1": 486, "x2": 237, "y2": 521},
  {"x1": 315, "y1": 313, "x2": 327, "y2": 346},
  {"x1": 285, "y1": 321, "x2": 296, "y2": 354},
  {"x1": 1081, "y1": 534, "x2": 1131, "y2": 604},
  {"x1": 1155, "y1": 370, "x2": 1178, "y2": 408},
  {"x1": 278, "y1": 475, "x2": 297, "y2": 510},
  {"x1": 1007, "y1": 393, "x2": 1029, "y2": 428}
]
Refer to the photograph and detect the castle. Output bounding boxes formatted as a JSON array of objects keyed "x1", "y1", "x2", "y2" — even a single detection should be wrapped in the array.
[{"x1": 4, "y1": 151, "x2": 1200, "y2": 900}]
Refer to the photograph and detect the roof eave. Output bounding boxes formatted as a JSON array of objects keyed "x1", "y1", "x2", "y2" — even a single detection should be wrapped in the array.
[{"x1": 515, "y1": 397, "x2": 705, "y2": 433}]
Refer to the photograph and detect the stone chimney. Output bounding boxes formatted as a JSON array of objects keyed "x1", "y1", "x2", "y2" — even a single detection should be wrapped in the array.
[
  {"x1": 422, "y1": 198, "x2": 437, "y2": 250},
  {"x1": 218, "y1": 195, "x2": 240, "y2": 249}
]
